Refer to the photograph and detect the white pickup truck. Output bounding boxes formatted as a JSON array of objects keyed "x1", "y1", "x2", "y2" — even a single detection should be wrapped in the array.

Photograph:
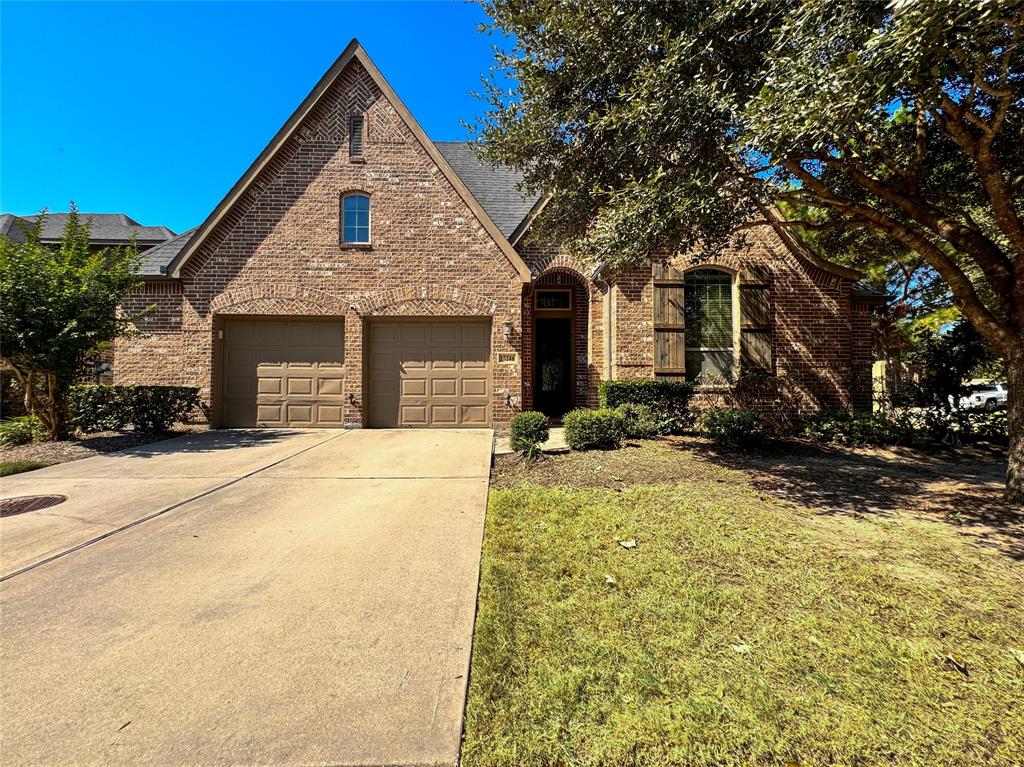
[{"x1": 957, "y1": 382, "x2": 1008, "y2": 411}]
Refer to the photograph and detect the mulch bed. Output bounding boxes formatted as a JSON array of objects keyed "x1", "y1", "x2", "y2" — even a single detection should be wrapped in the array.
[{"x1": 0, "y1": 425, "x2": 207, "y2": 467}]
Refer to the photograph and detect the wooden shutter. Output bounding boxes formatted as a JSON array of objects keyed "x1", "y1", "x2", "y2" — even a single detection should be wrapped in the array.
[
  {"x1": 739, "y1": 266, "x2": 772, "y2": 372},
  {"x1": 653, "y1": 263, "x2": 685, "y2": 375}
]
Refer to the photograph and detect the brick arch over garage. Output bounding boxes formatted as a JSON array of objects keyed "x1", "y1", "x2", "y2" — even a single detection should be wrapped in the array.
[
  {"x1": 352, "y1": 285, "x2": 499, "y2": 317},
  {"x1": 209, "y1": 285, "x2": 349, "y2": 316}
]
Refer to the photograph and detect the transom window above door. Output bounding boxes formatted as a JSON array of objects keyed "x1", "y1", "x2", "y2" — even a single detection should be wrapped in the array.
[
  {"x1": 535, "y1": 289, "x2": 572, "y2": 311},
  {"x1": 341, "y1": 193, "x2": 370, "y2": 245}
]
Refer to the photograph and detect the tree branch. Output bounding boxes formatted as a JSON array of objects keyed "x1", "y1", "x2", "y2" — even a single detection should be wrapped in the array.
[
  {"x1": 816, "y1": 153, "x2": 1016, "y2": 313},
  {"x1": 782, "y1": 159, "x2": 1016, "y2": 356}
]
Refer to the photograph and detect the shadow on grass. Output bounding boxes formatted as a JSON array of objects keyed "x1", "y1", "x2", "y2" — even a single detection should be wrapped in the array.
[{"x1": 667, "y1": 436, "x2": 1024, "y2": 559}]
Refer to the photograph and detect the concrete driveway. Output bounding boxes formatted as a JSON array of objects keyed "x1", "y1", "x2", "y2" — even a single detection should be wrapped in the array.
[{"x1": 0, "y1": 428, "x2": 493, "y2": 766}]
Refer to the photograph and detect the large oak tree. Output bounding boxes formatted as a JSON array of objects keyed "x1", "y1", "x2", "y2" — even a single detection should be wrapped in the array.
[{"x1": 474, "y1": 0, "x2": 1024, "y2": 501}]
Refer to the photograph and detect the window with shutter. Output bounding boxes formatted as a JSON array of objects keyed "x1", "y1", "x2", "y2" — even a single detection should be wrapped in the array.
[
  {"x1": 683, "y1": 269, "x2": 735, "y2": 382},
  {"x1": 653, "y1": 264, "x2": 751, "y2": 383},
  {"x1": 349, "y1": 114, "x2": 365, "y2": 158}
]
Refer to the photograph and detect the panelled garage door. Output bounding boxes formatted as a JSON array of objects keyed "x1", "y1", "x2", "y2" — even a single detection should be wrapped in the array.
[
  {"x1": 368, "y1": 319, "x2": 491, "y2": 427},
  {"x1": 221, "y1": 318, "x2": 345, "y2": 427}
]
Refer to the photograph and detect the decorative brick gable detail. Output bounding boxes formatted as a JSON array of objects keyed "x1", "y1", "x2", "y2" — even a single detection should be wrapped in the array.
[{"x1": 114, "y1": 58, "x2": 523, "y2": 427}]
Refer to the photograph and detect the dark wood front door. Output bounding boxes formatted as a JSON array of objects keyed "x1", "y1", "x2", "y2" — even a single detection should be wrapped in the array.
[{"x1": 534, "y1": 317, "x2": 573, "y2": 417}]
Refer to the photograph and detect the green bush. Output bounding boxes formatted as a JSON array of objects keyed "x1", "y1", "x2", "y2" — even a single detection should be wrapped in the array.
[
  {"x1": 598, "y1": 380, "x2": 694, "y2": 434},
  {"x1": 966, "y1": 409, "x2": 1008, "y2": 444},
  {"x1": 67, "y1": 384, "x2": 129, "y2": 431},
  {"x1": 509, "y1": 411, "x2": 550, "y2": 457},
  {"x1": 0, "y1": 416, "x2": 46, "y2": 447},
  {"x1": 698, "y1": 407, "x2": 772, "y2": 448},
  {"x1": 615, "y1": 403, "x2": 657, "y2": 439},
  {"x1": 800, "y1": 407, "x2": 1009, "y2": 449},
  {"x1": 799, "y1": 409, "x2": 918, "y2": 447},
  {"x1": 68, "y1": 385, "x2": 200, "y2": 433},
  {"x1": 563, "y1": 407, "x2": 625, "y2": 450}
]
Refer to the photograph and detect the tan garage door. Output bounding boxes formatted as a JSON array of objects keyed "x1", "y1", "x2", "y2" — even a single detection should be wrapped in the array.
[
  {"x1": 221, "y1": 318, "x2": 345, "y2": 427},
  {"x1": 368, "y1": 319, "x2": 491, "y2": 427}
]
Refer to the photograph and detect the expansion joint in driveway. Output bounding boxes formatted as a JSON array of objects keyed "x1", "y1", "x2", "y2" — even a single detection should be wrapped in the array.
[{"x1": 0, "y1": 430, "x2": 350, "y2": 583}]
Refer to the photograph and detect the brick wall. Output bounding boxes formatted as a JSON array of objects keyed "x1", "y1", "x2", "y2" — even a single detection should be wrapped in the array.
[
  {"x1": 607, "y1": 227, "x2": 875, "y2": 412},
  {"x1": 114, "y1": 57, "x2": 875, "y2": 426},
  {"x1": 516, "y1": 248, "x2": 605, "y2": 411},
  {"x1": 517, "y1": 227, "x2": 876, "y2": 414},
  {"x1": 115, "y1": 58, "x2": 524, "y2": 427}
]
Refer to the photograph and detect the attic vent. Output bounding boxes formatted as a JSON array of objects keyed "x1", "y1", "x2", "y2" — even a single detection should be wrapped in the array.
[{"x1": 349, "y1": 114, "x2": 365, "y2": 158}]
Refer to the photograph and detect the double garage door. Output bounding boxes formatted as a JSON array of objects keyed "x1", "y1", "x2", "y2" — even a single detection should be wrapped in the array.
[{"x1": 220, "y1": 317, "x2": 491, "y2": 428}]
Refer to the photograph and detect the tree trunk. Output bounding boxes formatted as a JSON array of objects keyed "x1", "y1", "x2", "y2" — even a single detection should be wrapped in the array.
[{"x1": 1007, "y1": 349, "x2": 1024, "y2": 505}]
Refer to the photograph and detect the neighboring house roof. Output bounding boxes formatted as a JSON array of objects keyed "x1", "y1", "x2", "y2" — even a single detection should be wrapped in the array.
[
  {"x1": 167, "y1": 39, "x2": 532, "y2": 283},
  {"x1": 0, "y1": 212, "x2": 174, "y2": 245},
  {"x1": 139, "y1": 227, "x2": 198, "y2": 276},
  {"x1": 433, "y1": 142, "x2": 540, "y2": 238}
]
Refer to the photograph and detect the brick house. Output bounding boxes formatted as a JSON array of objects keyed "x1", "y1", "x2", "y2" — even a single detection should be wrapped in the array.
[
  {"x1": 0, "y1": 212, "x2": 174, "y2": 252},
  {"x1": 114, "y1": 39, "x2": 882, "y2": 430}
]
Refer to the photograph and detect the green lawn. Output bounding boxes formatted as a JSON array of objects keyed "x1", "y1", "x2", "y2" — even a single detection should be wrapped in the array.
[
  {"x1": 0, "y1": 459, "x2": 51, "y2": 477},
  {"x1": 463, "y1": 443, "x2": 1024, "y2": 767}
]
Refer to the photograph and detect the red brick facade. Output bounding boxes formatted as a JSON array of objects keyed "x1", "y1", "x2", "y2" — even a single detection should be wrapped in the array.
[
  {"x1": 515, "y1": 227, "x2": 878, "y2": 418},
  {"x1": 116, "y1": 57, "x2": 524, "y2": 427},
  {"x1": 114, "y1": 48, "x2": 878, "y2": 429}
]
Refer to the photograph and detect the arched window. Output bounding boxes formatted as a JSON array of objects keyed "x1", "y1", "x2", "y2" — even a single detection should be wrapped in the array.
[
  {"x1": 341, "y1": 193, "x2": 370, "y2": 244},
  {"x1": 683, "y1": 268, "x2": 736, "y2": 382}
]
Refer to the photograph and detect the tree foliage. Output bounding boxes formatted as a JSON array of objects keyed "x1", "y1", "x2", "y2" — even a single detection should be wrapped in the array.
[
  {"x1": 0, "y1": 206, "x2": 144, "y2": 438},
  {"x1": 906, "y1": 319, "x2": 999, "y2": 408},
  {"x1": 475, "y1": 0, "x2": 1024, "y2": 500}
]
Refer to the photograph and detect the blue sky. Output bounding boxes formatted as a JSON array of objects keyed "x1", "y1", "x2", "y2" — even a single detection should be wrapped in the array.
[{"x1": 0, "y1": 1, "x2": 509, "y2": 233}]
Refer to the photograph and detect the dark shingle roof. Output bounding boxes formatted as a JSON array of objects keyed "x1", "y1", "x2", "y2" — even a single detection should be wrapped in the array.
[
  {"x1": 852, "y1": 281, "x2": 887, "y2": 302},
  {"x1": 138, "y1": 227, "x2": 197, "y2": 275},
  {"x1": 433, "y1": 142, "x2": 540, "y2": 238},
  {"x1": 0, "y1": 212, "x2": 174, "y2": 245}
]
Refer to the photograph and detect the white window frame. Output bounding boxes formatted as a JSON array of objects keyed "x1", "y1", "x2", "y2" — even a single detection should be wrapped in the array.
[
  {"x1": 341, "y1": 192, "x2": 371, "y2": 245},
  {"x1": 681, "y1": 266, "x2": 741, "y2": 384}
]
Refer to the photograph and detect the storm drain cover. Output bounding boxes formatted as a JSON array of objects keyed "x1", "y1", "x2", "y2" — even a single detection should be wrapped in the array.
[{"x1": 0, "y1": 495, "x2": 67, "y2": 518}]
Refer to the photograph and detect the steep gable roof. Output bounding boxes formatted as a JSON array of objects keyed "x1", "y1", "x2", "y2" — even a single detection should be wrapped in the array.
[
  {"x1": 434, "y1": 142, "x2": 540, "y2": 238},
  {"x1": 166, "y1": 39, "x2": 531, "y2": 282},
  {"x1": 138, "y1": 227, "x2": 197, "y2": 276}
]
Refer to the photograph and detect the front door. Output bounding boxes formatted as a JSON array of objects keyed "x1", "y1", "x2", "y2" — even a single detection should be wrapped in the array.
[{"x1": 534, "y1": 317, "x2": 573, "y2": 417}]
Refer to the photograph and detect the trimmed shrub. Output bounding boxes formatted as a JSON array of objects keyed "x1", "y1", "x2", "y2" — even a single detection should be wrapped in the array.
[
  {"x1": 616, "y1": 403, "x2": 657, "y2": 439},
  {"x1": 966, "y1": 409, "x2": 1008, "y2": 444},
  {"x1": 68, "y1": 385, "x2": 200, "y2": 433},
  {"x1": 0, "y1": 416, "x2": 46, "y2": 447},
  {"x1": 799, "y1": 409, "x2": 920, "y2": 447},
  {"x1": 563, "y1": 408, "x2": 625, "y2": 450},
  {"x1": 129, "y1": 386, "x2": 201, "y2": 432},
  {"x1": 509, "y1": 411, "x2": 550, "y2": 457},
  {"x1": 598, "y1": 380, "x2": 694, "y2": 434},
  {"x1": 67, "y1": 384, "x2": 129, "y2": 432},
  {"x1": 698, "y1": 407, "x2": 772, "y2": 448},
  {"x1": 800, "y1": 407, "x2": 1009, "y2": 449}
]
